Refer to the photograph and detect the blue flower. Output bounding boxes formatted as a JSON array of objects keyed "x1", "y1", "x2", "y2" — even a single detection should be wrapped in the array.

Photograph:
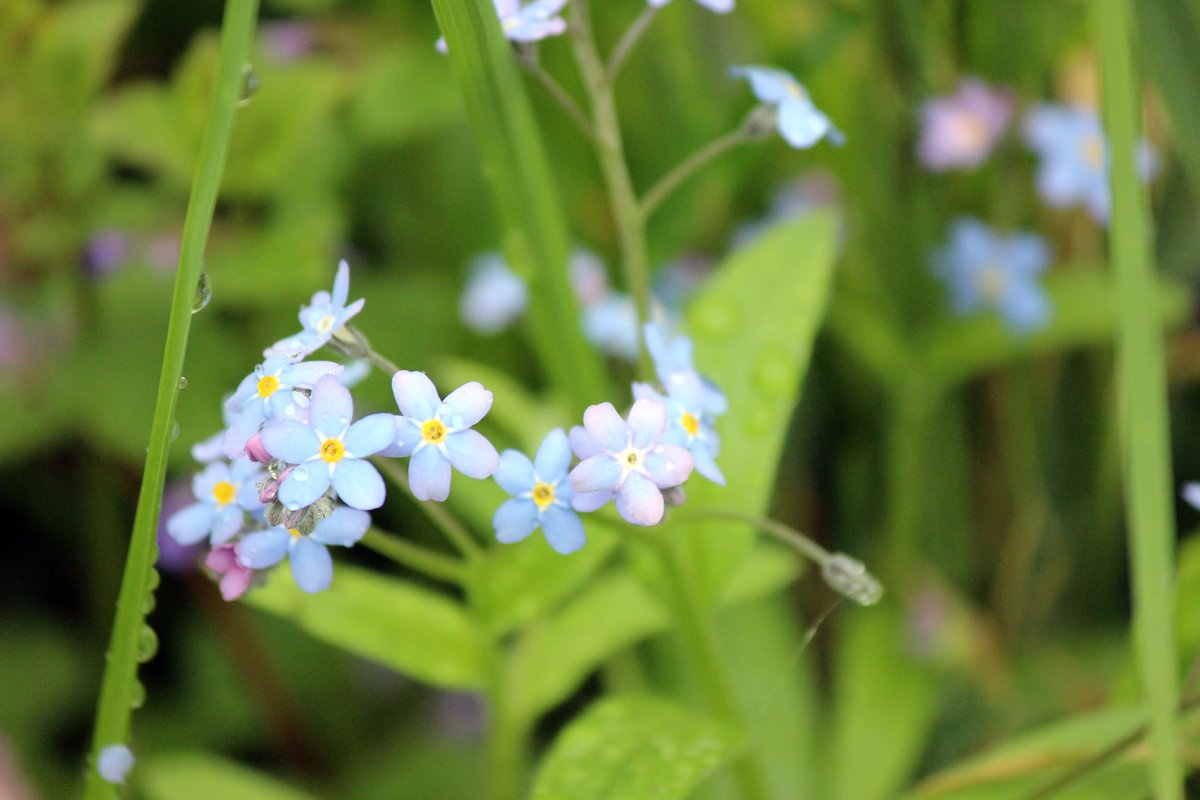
[
  {"x1": 582, "y1": 294, "x2": 640, "y2": 360},
  {"x1": 265, "y1": 260, "x2": 365, "y2": 360},
  {"x1": 1183, "y1": 482, "x2": 1200, "y2": 512},
  {"x1": 166, "y1": 457, "x2": 266, "y2": 546},
  {"x1": 1023, "y1": 103, "x2": 1155, "y2": 225},
  {"x1": 384, "y1": 371, "x2": 500, "y2": 502},
  {"x1": 644, "y1": 323, "x2": 727, "y2": 417},
  {"x1": 259, "y1": 374, "x2": 394, "y2": 511},
  {"x1": 459, "y1": 253, "x2": 529, "y2": 335},
  {"x1": 731, "y1": 65, "x2": 843, "y2": 149},
  {"x1": 932, "y1": 217, "x2": 1051, "y2": 334},
  {"x1": 568, "y1": 399, "x2": 694, "y2": 526},
  {"x1": 648, "y1": 0, "x2": 734, "y2": 13},
  {"x1": 493, "y1": 429, "x2": 585, "y2": 554},
  {"x1": 236, "y1": 505, "x2": 370, "y2": 594},
  {"x1": 437, "y1": 0, "x2": 568, "y2": 52},
  {"x1": 221, "y1": 356, "x2": 343, "y2": 459},
  {"x1": 633, "y1": 373, "x2": 724, "y2": 485}
]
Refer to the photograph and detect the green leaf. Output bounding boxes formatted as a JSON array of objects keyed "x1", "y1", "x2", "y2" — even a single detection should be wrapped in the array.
[
  {"x1": 669, "y1": 211, "x2": 839, "y2": 603},
  {"x1": 244, "y1": 564, "x2": 492, "y2": 690},
  {"x1": 529, "y1": 694, "x2": 741, "y2": 800},
  {"x1": 141, "y1": 752, "x2": 318, "y2": 800},
  {"x1": 1136, "y1": 0, "x2": 1200, "y2": 195}
]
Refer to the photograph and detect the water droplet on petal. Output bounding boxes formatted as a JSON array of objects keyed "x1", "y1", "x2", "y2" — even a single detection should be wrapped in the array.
[
  {"x1": 192, "y1": 272, "x2": 212, "y2": 313},
  {"x1": 238, "y1": 64, "x2": 259, "y2": 106},
  {"x1": 129, "y1": 680, "x2": 146, "y2": 709},
  {"x1": 178, "y1": 376, "x2": 187, "y2": 389},
  {"x1": 287, "y1": 502, "x2": 300, "y2": 511},
  {"x1": 337, "y1": 415, "x2": 349, "y2": 426},
  {"x1": 293, "y1": 467, "x2": 308, "y2": 482},
  {"x1": 136, "y1": 626, "x2": 159, "y2": 663},
  {"x1": 284, "y1": 405, "x2": 296, "y2": 416}
]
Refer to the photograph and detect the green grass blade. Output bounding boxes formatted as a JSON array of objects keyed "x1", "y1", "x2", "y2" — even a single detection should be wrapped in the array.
[
  {"x1": 1095, "y1": 1, "x2": 1183, "y2": 797},
  {"x1": 82, "y1": 1, "x2": 259, "y2": 796},
  {"x1": 428, "y1": 0, "x2": 608, "y2": 413},
  {"x1": 1135, "y1": 0, "x2": 1200, "y2": 195}
]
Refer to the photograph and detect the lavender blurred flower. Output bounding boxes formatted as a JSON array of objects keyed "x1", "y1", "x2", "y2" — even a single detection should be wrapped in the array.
[
  {"x1": 0, "y1": 306, "x2": 30, "y2": 371},
  {"x1": 459, "y1": 254, "x2": 529, "y2": 335},
  {"x1": 166, "y1": 458, "x2": 266, "y2": 547},
  {"x1": 568, "y1": 399, "x2": 693, "y2": 526},
  {"x1": 157, "y1": 481, "x2": 205, "y2": 572},
  {"x1": 265, "y1": 260, "x2": 365, "y2": 360},
  {"x1": 932, "y1": 217, "x2": 1051, "y2": 334},
  {"x1": 582, "y1": 294, "x2": 641, "y2": 360},
  {"x1": 570, "y1": 248, "x2": 610, "y2": 307},
  {"x1": 81, "y1": 229, "x2": 132, "y2": 280},
  {"x1": 236, "y1": 506, "x2": 370, "y2": 594},
  {"x1": 437, "y1": 0, "x2": 568, "y2": 52},
  {"x1": 649, "y1": 0, "x2": 734, "y2": 13},
  {"x1": 917, "y1": 78, "x2": 1013, "y2": 171},
  {"x1": 731, "y1": 65, "x2": 843, "y2": 149},
  {"x1": 493, "y1": 428, "x2": 585, "y2": 554},
  {"x1": 262, "y1": 20, "x2": 316, "y2": 61},
  {"x1": 222, "y1": 356, "x2": 343, "y2": 458}
]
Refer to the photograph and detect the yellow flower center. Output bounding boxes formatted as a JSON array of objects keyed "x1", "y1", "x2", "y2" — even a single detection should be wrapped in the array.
[
  {"x1": 422, "y1": 418, "x2": 447, "y2": 444},
  {"x1": 1082, "y1": 135, "x2": 1104, "y2": 169},
  {"x1": 532, "y1": 481, "x2": 555, "y2": 510},
  {"x1": 289, "y1": 528, "x2": 302, "y2": 539},
  {"x1": 977, "y1": 264, "x2": 1007, "y2": 302},
  {"x1": 315, "y1": 314, "x2": 336, "y2": 334},
  {"x1": 212, "y1": 481, "x2": 236, "y2": 506},
  {"x1": 319, "y1": 438, "x2": 345, "y2": 463},
  {"x1": 620, "y1": 447, "x2": 642, "y2": 469},
  {"x1": 681, "y1": 412, "x2": 700, "y2": 437},
  {"x1": 257, "y1": 375, "x2": 281, "y2": 397}
]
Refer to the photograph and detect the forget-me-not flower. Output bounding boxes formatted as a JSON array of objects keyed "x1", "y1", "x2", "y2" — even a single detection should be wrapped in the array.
[
  {"x1": 222, "y1": 356, "x2": 343, "y2": 458},
  {"x1": 259, "y1": 374, "x2": 393, "y2": 511},
  {"x1": 932, "y1": 217, "x2": 1052, "y2": 334},
  {"x1": 582, "y1": 294, "x2": 641, "y2": 361},
  {"x1": 460, "y1": 253, "x2": 529, "y2": 335},
  {"x1": 568, "y1": 399, "x2": 694, "y2": 526},
  {"x1": 645, "y1": 322, "x2": 727, "y2": 417},
  {"x1": 731, "y1": 66, "x2": 843, "y2": 149},
  {"x1": 167, "y1": 458, "x2": 266, "y2": 546},
  {"x1": 384, "y1": 371, "x2": 500, "y2": 502},
  {"x1": 1182, "y1": 483, "x2": 1200, "y2": 512},
  {"x1": 437, "y1": 0, "x2": 568, "y2": 52},
  {"x1": 648, "y1": 0, "x2": 734, "y2": 13},
  {"x1": 633, "y1": 372, "x2": 724, "y2": 485},
  {"x1": 493, "y1": 428, "x2": 586, "y2": 554},
  {"x1": 236, "y1": 506, "x2": 370, "y2": 594},
  {"x1": 265, "y1": 260, "x2": 365, "y2": 360},
  {"x1": 917, "y1": 78, "x2": 1013, "y2": 171}
]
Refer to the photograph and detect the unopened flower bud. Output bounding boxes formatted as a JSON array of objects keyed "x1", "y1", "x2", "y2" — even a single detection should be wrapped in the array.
[
  {"x1": 244, "y1": 433, "x2": 271, "y2": 464},
  {"x1": 821, "y1": 553, "x2": 883, "y2": 606}
]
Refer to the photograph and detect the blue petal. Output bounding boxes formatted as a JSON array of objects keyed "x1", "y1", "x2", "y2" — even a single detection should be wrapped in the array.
[
  {"x1": 309, "y1": 374, "x2": 353, "y2": 439},
  {"x1": 281, "y1": 359, "x2": 343, "y2": 387},
  {"x1": 260, "y1": 419, "x2": 321, "y2": 464},
  {"x1": 495, "y1": 450, "x2": 536, "y2": 496},
  {"x1": 730, "y1": 65, "x2": 795, "y2": 104},
  {"x1": 533, "y1": 428, "x2": 571, "y2": 481},
  {"x1": 279, "y1": 464, "x2": 332, "y2": 509},
  {"x1": 332, "y1": 259, "x2": 350, "y2": 309},
  {"x1": 644, "y1": 444, "x2": 693, "y2": 488},
  {"x1": 1000, "y1": 284, "x2": 1051, "y2": 334},
  {"x1": 166, "y1": 503, "x2": 215, "y2": 546},
  {"x1": 627, "y1": 398, "x2": 667, "y2": 449},
  {"x1": 460, "y1": 255, "x2": 528, "y2": 334},
  {"x1": 192, "y1": 462, "x2": 228, "y2": 500},
  {"x1": 778, "y1": 98, "x2": 832, "y2": 149},
  {"x1": 493, "y1": 497, "x2": 539, "y2": 544},
  {"x1": 615, "y1": 471, "x2": 665, "y2": 526},
  {"x1": 443, "y1": 429, "x2": 499, "y2": 479},
  {"x1": 312, "y1": 506, "x2": 371, "y2": 547},
  {"x1": 541, "y1": 506, "x2": 586, "y2": 554},
  {"x1": 691, "y1": 442, "x2": 726, "y2": 486},
  {"x1": 569, "y1": 425, "x2": 605, "y2": 460},
  {"x1": 391, "y1": 371, "x2": 441, "y2": 419},
  {"x1": 379, "y1": 416, "x2": 422, "y2": 458},
  {"x1": 345, "y1": 413, "x2": 396, "y2": 457},
  {"x1": 1183, "y1": 482, "x2": 1200, "y2": 511},
  {"x1": 570, "y1": 455, "x2": 622, "y2": 494},
  {"x1": 236, "y1": 529, "x2": 291, "y2": 569},
  {"x1": 331, "y1": 459, "x2": 386, "y2": 510},
  {"x1": 571, "y1": 489, "x2": 613, "y2": 512},
  {"x1": 409, "y1": 445, "x2": 452, "y2": 502},
  {"x1": 210, "y1": 505, "x2": 245, "y2": 545},
  {"x1": 222, "y1": 404, "x2": 265, "y2": 459},
  {"x1": 290, "y1": 537, "x2": 333, "y2": 593},
  {"x1": 439, "y1": 382, "x2": 493, "y2": 430}
]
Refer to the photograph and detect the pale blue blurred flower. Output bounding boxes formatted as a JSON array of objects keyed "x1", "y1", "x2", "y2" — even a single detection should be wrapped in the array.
[
  {"x1": 1182, "y1": 482, "x2": 1200, "y2": 512},
  {"x1": 933, "y1": 217, "x2": 1051, "y2": 334},
  {"x1": 644, "y1": 323, "x2": 727, "y2": 417},
  {"x1": 493, "y1": 428, "x2": 585, "y2": 554},
  {"x1": 568, "y1": 399, "x2": 694, "y2": 526},
  {"x1": 437, "y1": 0, "x2": 567, "y2": 52},
  {"x1": 731, "y1": 65, "x2": 843, "y2": 149},
  {"x1": 384, "y1": 371, "x2": 500, "y2": 502},
  {"x1": 166, "y1": 457, "x2": 265, "y2": 547},
  {"x1": 460, "y1": 254, "x2": 529, "y2": 334},
  {"x1": 917, "y1": 78, "x2": 1013, "y2": 171},
  {"x1": 260, "y1": 374, "x2": 393, "y2": 511},
  {"x1": 649, "y1": 0, "x2": 733, "y2": 13},
  {"x1": 582, "y1": 294, "x2": 640, "y2": 360},
  {"x1": 236, "y1": 506, "x2": 370, "y2": 594},
  {"x1": 222, "y1": 356, "x2": 343, "y2": 458},
  {"x1": 265, "y1": 260, "x2": 365, "y2": 360},
  {"x1": 97, "y1": 744, "x2": 134, "y2": 785}
]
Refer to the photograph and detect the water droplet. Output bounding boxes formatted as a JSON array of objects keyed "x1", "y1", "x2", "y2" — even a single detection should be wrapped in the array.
[
  {"x1": 753, "y1": 345, "x2": 794, "y2": 394},
  {"x1": 169, "y1": 421, "x2": 180, "y2": 442},
  {"x1": 292, "y1": 467, "x2": 308, "y2": 482},
  {"x1": 129, "y1": 680, "x2": 146, "y2": 709},
  {"x1": 136, "y1": 626, "x2": 159, "y2": 663},
  {"x1": 238, "y1": 65, "x2": 259, "y2": 107},
  {"x1": 450, "y1": 414, "x2": 464, "y2": 429},
  {"x1": 286, "y1": 502, "x2": 300, "y2": 511},
  {"x1": 320, "y1": 412, "x2": 329, "y2": 421},
  {"x1": 192, "y1": 272, "x2": 211, "y2": 314},
  {"x1": 177, "y1": 376, "x2": 188, "y2": 389},
  {"x1": 145, "y1": 569, "x2": 161, "y2": 593},
  {"x1": 284, "y1": 405, "x2": 296, "y2": 416},
  {"x1": 337, "y1": 415, "x2": 349, "y2": 426},
  {"x1": 142, "y1": 592, "x2": 156, "y2": 615},
  {"x1": 689, "y1": 296, "x2": 740, "y2": 338},
  {"x1": 744, "y1": 403, "x2": 774, "y2": 437}
]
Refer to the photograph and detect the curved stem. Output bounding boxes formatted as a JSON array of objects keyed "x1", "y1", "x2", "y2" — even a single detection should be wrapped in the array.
[
  {"x1": 640, "y1": 126, "x2": 753, "y2": 221},
  {"x1": 605, "y1": 5, "x2": 658, "y2": 84},
  {"x1": 364, "y1": 346, "x2": 399, "y2": 377},
  {"x1": 371, "y1": 456, "x2": 482, "y2": 559},
  {"x1": 83, "y1": 1, "x2": 260, "y2": 796},
  {"x1": 522, "y1": 61, "x2": 600, "y2": 145},
  {"x1": 360, "y1": 528, "x2": 466, "y2": 585}
]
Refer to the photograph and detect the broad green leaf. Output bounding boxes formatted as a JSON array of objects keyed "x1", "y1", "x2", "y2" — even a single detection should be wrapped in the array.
[
  {"x1": 669, "y1": 211, "x2": 839, "y2": 604},
  {"x1": 141, "y1": 753, "x2": 318, "y2": 800},
  {"x1": 530, "y1": 694, "x2": 741, "y2": 800},
  {"x1": 30, "y1": 0, "x2": 139, "y2": 110},
  {"x1": 244, "y1": 564, "x2": 492, "y2": 690}
]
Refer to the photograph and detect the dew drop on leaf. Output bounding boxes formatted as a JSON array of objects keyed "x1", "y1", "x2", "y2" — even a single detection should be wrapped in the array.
[
  {"x1": 129, "y1": 680, "x2": 146, "y2": 709},
  {"x1": 136, "y1": 626, "x2": 159, "y2": 663},
  {"x1": 238, "y1": 64, "x2": 259, "y2": 107},
  {"x1": 192, "y1": 272, "x2": 212, "y2": 314},
  {"x1": 178, "y1": 376, "x2": 188, "y2": 389}
]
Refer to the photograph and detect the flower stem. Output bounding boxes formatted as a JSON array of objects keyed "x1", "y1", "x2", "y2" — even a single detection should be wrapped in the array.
[
  {"x1": 360, "y1": 528, "x2": 466, "y2": 585},
  {"x1": 522, "y1": 60, "x2": 601, "y2": 145},
  {"x1": 640, "y1": 125, "x2": 754, "y2": 221},
  {"x1": 371, "y1": 456, "x2": 482, "y2": 559},
  {"x1": 364, "y1": 346, "x2": 399, "y2": 377},
  {"x1": 82, "y1": 1, "x2": 259, "y2": 796},
  {"x1": 605, "y1": 5, "x2": 659, "y2": 84},
  {"x1": 568, "y1": 0, "x2": 654, "y2": 379}
]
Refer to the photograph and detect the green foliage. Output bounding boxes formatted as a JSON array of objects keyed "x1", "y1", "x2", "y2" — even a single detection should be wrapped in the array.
[
  {"x1": 141, "y1": 753, "x2": 319, "y2": 800},
  {"x1": 529, "y1": 694, "x2": 741, "y2": 800}
]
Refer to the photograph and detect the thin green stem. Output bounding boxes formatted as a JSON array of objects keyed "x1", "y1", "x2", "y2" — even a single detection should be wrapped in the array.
[
  {"x1": 360, "y1": 528, "x2": 466, "y2": 585},
  {"x1": 522, "y1": 61, "x2": 601, "y2": 145},
  {"x1": 605, "y1": 5, "x2": 658, "y2": 84},
  {"x1": 371, "y1": 456, "x2": 482, "y2": 559},
  {"x1": 485, "y1": 672, "x2": 530, "y2": 800},
  {"x1": 1095, "y1": 1, "x2": 1182, "y2": 797},
  {"x1": 567, "y1": 0, "x2": 654, "y2": 379},
  {"x1": 83, "y1": 1, "x2": 259, "y2": 796},
  {"x1": 640, "y1": 125, "x2": 753, "y2": 221}
]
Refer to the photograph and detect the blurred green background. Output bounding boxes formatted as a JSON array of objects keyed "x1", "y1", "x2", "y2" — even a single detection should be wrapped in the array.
[{"x1": 4, "y1": 0, "x2": 1200, "y2": 797}]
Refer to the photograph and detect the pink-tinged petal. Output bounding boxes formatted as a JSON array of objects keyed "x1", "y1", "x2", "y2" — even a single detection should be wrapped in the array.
[
  {"x1": 260, "y1": 419, "x2": 321, "y2": 463},
  {"x1": 444, "y1": 429, "x2": 499, "y2": 479},
  {"x1": 571, "y1": 489, "x2": 613, "y2": 512},
  {"x1": 222, "y1": 404, "x2": 265, "y2": 459},
  {"x1": 290, "y1": 538, "x2": 333, "y2": 593},
  {"x1": 167, "y1": 504, "x2": 215, "y2": 546},
  {"x1": 312, "y1": 506, "x2": 371, "y2": 547},
  {"x1": 409, "y1": 446, "x2": 452, "y2": 502},
  {"x1": 331, "y1": 460, "x2": 386, "y2": 510},
  {"x1": 439, "y1": 381, "x2": 493, "y2": 429},
  {"x1": 533, "y1": 428, "x2": 571, "y2": 480},
  {"x1": 627, "y1": 398, "x2": 667, "y2": 449},
  {"x1": 643, "y1": 444, "x2": 693, "y2": 488},
  {"x1": 495, "y1": 450, "x2": 536, "y2": 495},
  {"x1": 493, "y1": 498, "x2": 539, "y2": 544},
  {"x1": 309, "y1": 374, "x2": 353, "y2": 439},
  {"x1": 569, "y1": 425, "x2": 605, "y2": 460},
  {"x1": 392, "y1": 370, "x2": 441, "y2": 419},
  {"x1": 379, "y1": 416, "x2": 422, "y2": 457},
  {"x1": 615, "y1": 472, "x2": 665, "y2": 526},
  {"x1": 570, "y1": 455, "x2": 622, "y2": 494},
  {"x1": 583, "y1": 402, "x2": 627, "y2": 451},
  {"x1": 205, "y1": 545, "x2": 238, "y2": 572},
  {"x1": 631, "y1": 381, "x2": 664, "y2": 403},
  {"x1": 243, "y1": 433, "x2": 272, "y2": 464},
  {"x1": 541, "y1": 506, "x2": 585, "y2": 554},
  {"x1": 280, "y1": 360, "x2": 343, "y2": 387},
  {"x1": 218, "y1": 566, "x2": 254, "y2": 601},
  {"x1": 237, "y1": 529, "x2": 291, "y2": 569},
  {"x1": 278, "y1": 464, "x2": 332, "y2": 509},
  {"x1": 344, "y1": 413, "x2": 396, "y2": 457}
]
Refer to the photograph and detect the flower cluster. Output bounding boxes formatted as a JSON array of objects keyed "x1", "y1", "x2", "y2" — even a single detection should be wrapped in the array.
[{"x1": 167, "y1": 262, "x2": 500, "y2": 597}]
